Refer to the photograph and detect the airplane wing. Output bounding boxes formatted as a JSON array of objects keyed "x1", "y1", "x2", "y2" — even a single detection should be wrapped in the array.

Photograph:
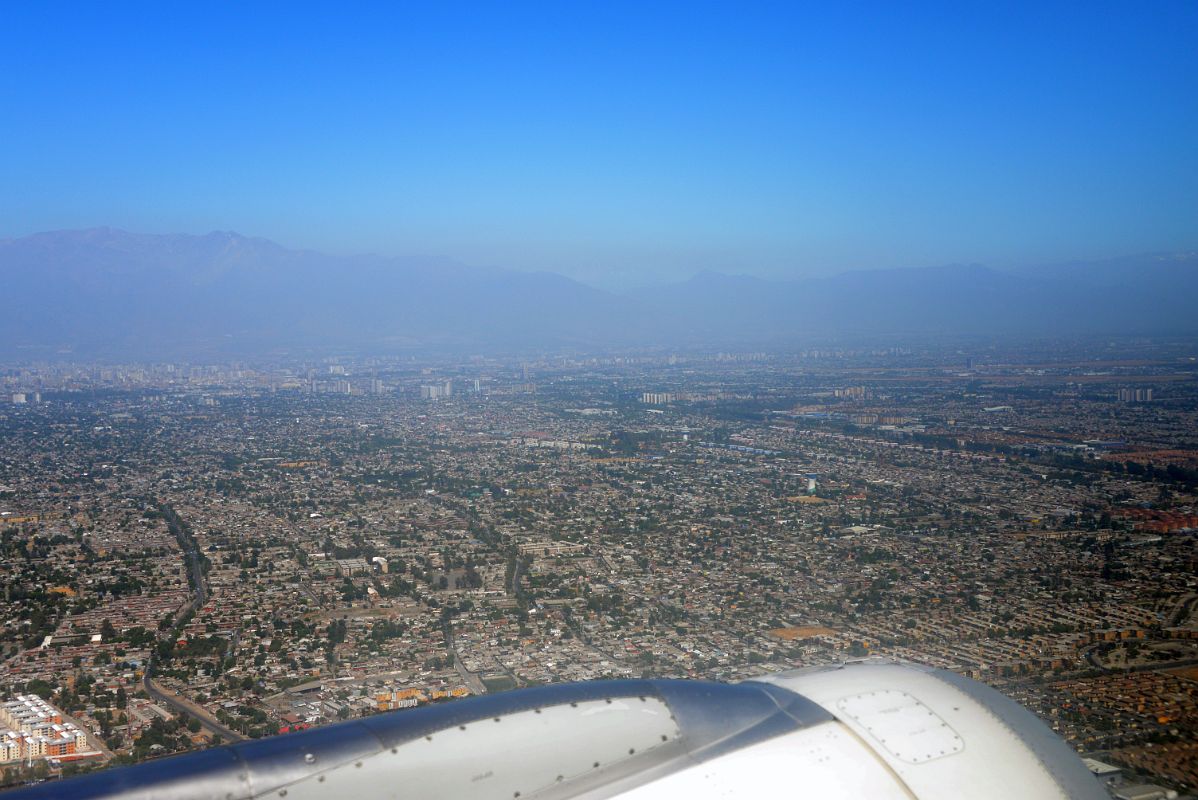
[{"x1": 5, "y1": 662, "x2": 1105, "y2": 799}]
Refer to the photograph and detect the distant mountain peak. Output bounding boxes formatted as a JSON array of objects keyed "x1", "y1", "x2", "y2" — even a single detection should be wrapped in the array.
[
  {"x1": 685, "y1": 270, "x2": 770, "y2": 286},
  {"x1": 1, "y1": 229, "x2": 1195, "y2": 356}
]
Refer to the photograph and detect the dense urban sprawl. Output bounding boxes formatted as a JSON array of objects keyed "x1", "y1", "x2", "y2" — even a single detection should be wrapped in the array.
[{"x1": 1, "y1": 342, "x2": 1195, "y2": 794}]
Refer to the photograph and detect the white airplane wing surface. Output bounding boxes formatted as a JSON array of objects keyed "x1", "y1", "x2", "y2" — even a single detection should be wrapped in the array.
[{"x1": 5, "y1": 662, "x2": 1105, "y2": 800}]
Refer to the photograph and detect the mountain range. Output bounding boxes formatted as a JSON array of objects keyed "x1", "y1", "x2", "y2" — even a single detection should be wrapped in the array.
[{"x1": 2, "y1": 228, "x2": 1196, "y2": 357}]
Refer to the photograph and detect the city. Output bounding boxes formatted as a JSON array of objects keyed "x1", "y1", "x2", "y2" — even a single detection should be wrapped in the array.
[
  {"x1": 1, "y1": 342, "x2": 1195, "y2": 794},
  {"x1": 4, "y1": 2, "x2": 1197, "y2": 797}
]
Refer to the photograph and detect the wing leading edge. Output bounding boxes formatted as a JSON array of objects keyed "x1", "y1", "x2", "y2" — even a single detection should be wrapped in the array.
[{"x1": 4, "y1": 663, "x2": 1104, "y2": 800}]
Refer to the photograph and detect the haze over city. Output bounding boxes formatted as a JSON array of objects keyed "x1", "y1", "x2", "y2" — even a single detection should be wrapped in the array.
[{"x1": 2, "y1": 3, "x2": 1198, "y2": 800}]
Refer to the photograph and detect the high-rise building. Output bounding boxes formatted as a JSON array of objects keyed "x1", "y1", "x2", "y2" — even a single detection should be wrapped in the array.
[
  {"x1": 1118, "y1": 387, "x2": 1153, "y2": 403},
  {"x1": 641, "y1": 392, "x2": 675, "y2": 405},
  {"x1": 420, "y1": 381, "x2": 453, "y2": 400}
]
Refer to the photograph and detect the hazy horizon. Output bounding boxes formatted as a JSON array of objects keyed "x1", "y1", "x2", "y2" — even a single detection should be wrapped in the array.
[
  {"x1": 3, "y1": 3, "x2": 1196, "y2": 289},
  {"x1": 5, "y1": 224, "x2": 1198, "y2": 294}
]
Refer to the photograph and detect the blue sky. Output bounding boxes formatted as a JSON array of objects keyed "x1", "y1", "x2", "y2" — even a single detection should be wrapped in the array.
[{"x1": 2, "y1": 2, "x2": 1196, "y2": 287}]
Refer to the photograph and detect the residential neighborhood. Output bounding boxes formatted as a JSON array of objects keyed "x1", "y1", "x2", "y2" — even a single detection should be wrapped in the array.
[{"x1": 2, "y1": 344, "x2": 1195, "y2": 793}]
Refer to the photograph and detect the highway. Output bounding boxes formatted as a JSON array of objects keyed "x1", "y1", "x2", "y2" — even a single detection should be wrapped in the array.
[
  {"x1": 141, "y1": 503, "x2": 244, "y2": 743},
  {"x1": 142, "y1": 672, "x2": 243, "y2": 743},
  {"x1": 452, "y1": 651, "x2": 487, "y2": 695}
]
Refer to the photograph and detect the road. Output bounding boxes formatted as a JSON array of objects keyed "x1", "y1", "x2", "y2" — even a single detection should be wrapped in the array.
[
  {"x1": 59, "y1": 708, "x2": 115, "y2": 759},
  {"x1": 160, "y1": 504, "x2": 207, "y2": 608},
  {"x1": 508, "y1": 556, "x2": 525, "y2": 596},
  {"x1": 443, "y1": 616, "x2": 486, "y2": 694},
  {"x1": 142, "y1": 673, "x2": 244, "y2": 743},
  {"x1": 562, "y1": 607, "x2": 624, "y2": 666},
  {"x1": 452, "y1": 651, "x2": 487, "y2": 695},
  {"x1": 139, "y1": 503, "x2": 243, "y2": 743},
  {"x1": 1082, "y1": 642, "x2": 1198, "y2": 674},
  {"x1": 1167, "y1": 593, "x2": 1198, "y2": 627}
]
